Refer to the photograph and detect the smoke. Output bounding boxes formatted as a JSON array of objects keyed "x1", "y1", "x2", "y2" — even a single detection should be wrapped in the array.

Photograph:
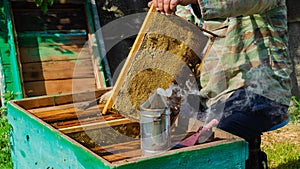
[
  {"x1": 204, "y1": 102, "x2": 224, "y2": 124},
  {"x1": 157, "y1": 80, "x2": 204, "y2": 126}
]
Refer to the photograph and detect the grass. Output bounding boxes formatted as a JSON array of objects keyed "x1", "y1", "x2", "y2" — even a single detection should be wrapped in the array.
[
  {"x1": 0, "y1": 115, "x2": 13, "y2": 169},
  {"x1": 261, "y1": 123, "x2": 300, "y2": 169},
  {"x1": 261, "y1": 99, "x2": 300, "y2": 169},
  {"x1": 289, "y1": 96, "x2": 300, "y2": 123}
]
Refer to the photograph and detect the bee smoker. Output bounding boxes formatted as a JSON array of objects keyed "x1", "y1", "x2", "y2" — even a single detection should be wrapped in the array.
[{"x1": 140, "y1": 91, "x2": 171, "y2": 156}]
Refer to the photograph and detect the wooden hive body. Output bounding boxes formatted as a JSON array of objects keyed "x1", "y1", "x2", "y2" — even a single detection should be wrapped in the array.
[{"x1": 8, "y1": 89, "x2": 248, "y2": 168}]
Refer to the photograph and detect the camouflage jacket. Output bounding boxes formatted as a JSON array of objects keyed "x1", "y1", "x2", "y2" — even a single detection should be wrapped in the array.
[{"x1": 177, "y1": 0, "x2": 292, "y2": 107}]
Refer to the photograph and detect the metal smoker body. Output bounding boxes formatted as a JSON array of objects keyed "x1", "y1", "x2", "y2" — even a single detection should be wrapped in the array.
[{"x1": 140, "y1": 92, "x2": 171, "y2": 156}]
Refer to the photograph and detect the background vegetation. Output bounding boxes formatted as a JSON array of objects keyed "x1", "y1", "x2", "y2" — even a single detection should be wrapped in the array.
[
  {"x1": 0, "y1": 116, "x2": 12, "y2": 168},
  {"x1": 0, "y1": 91, "x2": 16, "y2": 168}
]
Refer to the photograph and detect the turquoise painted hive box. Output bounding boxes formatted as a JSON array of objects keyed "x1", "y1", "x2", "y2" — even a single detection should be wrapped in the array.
[{"x1": 7, "y1": 89, "x2": 248, "y2": 169}]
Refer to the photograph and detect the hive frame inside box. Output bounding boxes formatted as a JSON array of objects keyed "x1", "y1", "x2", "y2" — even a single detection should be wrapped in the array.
[{"x1": 8, "y1": 88, "x2": 248, "y2": 169}]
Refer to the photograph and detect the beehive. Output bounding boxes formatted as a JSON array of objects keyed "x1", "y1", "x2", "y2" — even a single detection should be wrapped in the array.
[{"x1": 8, "y1": 89, "x2": 248, "y2": 169}]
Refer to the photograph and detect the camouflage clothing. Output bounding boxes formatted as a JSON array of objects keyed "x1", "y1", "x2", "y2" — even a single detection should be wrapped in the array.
[
  {"x1": 176, "y1": 5, "x2": 201, "y2": 26},
  {"x1": 178, "y1": 0, "x2": 292, "y2": 107}
]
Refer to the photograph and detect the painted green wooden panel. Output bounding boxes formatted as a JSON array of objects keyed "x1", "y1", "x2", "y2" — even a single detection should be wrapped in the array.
[
  {"x1": 3, "y1": 0, "x2": 23, "y2": 99},
  {"x1": 5, "y1": 82, "x2": 14, "y2": 92},
  {"x1": 0, "y1": 12, "x2": 10, "y2": 66},
  {"x1": 0, "y1": 4, "x2": 12, "y2": 96},
  {"x1": 0, "y1": 43, "x2": 12, "y2": 84},
  {"x1": 3, "y1": 65, "x2": 12, "y2": 83},
  {"x1": 0, "y1": 44, "x2": 11, "y2": 65},
  {"x1": 17, "y1": 31, "x2": 87, "y2": 38},
  {"x1": 116, "y1": 142, "x2": 247, "y2": 169},
  {"x1": 8, "y1": 103, "x2": 112, "y2": 169}
]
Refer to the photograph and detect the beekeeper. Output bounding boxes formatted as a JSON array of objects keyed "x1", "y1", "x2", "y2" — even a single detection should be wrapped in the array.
[{"x1": 148, "y1": 0, "x2": 292, "y2": 168}]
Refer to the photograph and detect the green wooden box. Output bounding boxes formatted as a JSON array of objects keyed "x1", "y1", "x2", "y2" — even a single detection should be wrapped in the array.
[{"x1": 8, "y1": 89, "x2": 248, "y2": 169}]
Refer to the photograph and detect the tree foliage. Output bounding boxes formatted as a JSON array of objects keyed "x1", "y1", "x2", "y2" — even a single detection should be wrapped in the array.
[{"x1": 35, "y1": 0, "x2": 54, "y2": 13}]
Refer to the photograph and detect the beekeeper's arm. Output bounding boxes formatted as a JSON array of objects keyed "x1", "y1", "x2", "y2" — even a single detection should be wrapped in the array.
[{"x1": 149, "y1": 0, "x2": 282, "y2": 19}]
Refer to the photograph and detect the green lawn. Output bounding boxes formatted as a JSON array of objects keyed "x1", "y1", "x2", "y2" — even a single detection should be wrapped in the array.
[{"x1": 262, "y1": 122, "x2": 300, "y2": 169}]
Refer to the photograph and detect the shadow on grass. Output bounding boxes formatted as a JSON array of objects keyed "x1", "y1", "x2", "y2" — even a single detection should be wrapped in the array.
[{"x1": 272, "y1": 159, "x2": 300, "y2": 169}]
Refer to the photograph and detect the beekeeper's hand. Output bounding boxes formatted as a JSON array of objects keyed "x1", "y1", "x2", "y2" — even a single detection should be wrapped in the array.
[{"x1": 148, "y1": 0, "x2": 198, "y2": 15}]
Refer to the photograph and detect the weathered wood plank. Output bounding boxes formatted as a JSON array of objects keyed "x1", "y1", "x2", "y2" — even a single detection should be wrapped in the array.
[
  {"x1": 91, "y1": 140, "x2": 141, "y2": 162},
  {"x1": 18, "y1": 36, "x2": 86, "y2": 47},
  {"x1": 90, "y1": 129, "x2": 234, "y2": 164},
  {"x1": 20, "y1": 51, "x2": 91, "y2": 63},
  {"x1": 28, "y1": 103, "x2": 77, "y2": 113},
  {"x1": 19, "y1": 45, "x2": 89, "y2": 62},
  {"x1": 52, "y1": 112, "x2": 124, "y2": 129},
  {"x1": 59, "y1": 118, "x2": 136, "y2": 134},
  {"x1": 11, "y1": 0, "x2": 86, "y2": 5},
  {"x1": 34, "y1": 108, "x2": 86, "y2": 122},
  {"x1": 22, "y1": 59, "x2": 94, "y2": 82},
  {"x1": 24, "y1": 78, "x2": 96, "y2": 97},
  {"x1": 31, "y1": 106, "x2": 102, "y2": 122},
  {"x1": 91, "y1": 140, "x2": 140, "y2": 154},
  {"x1": 103, "y1": 149, "x2": 142, "y2": 162},
  {"x1": 12, "y1": 2, "x2": 87, "y2": 32},
  {"x1": 87, "y1": 29, "x2": 106, "y2": 89},
  {"x1": 15, "y1": 88, "x2": 111, "y2": 110}
]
